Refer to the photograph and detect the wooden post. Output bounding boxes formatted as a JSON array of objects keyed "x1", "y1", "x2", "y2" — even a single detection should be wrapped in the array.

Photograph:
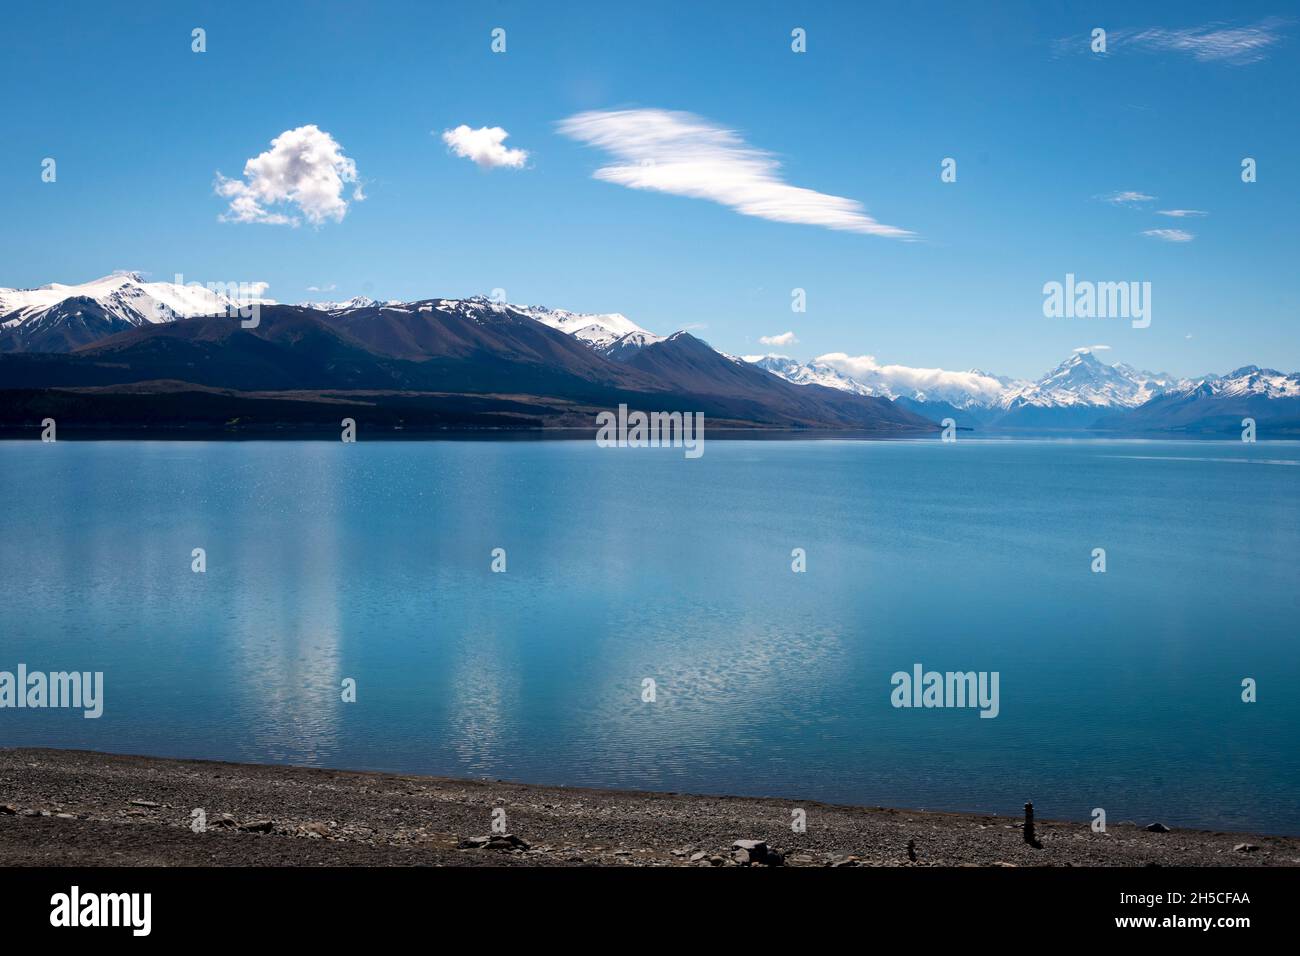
[{"x1": 1024, "y1": 801, "x2": 1042, "y2": 848}]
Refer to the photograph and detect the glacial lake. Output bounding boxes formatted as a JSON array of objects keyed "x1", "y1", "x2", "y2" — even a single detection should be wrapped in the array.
[{"x1": 1, "y1": 438, "x2": 1297, "y2": 833}]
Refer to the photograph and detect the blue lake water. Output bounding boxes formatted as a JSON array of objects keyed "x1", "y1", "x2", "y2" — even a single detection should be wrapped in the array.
[{"x1": 1, "y1": 438, "x2": 1297, "y2": 833}]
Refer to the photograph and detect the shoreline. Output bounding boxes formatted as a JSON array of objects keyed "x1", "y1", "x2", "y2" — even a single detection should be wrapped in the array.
[
  {"x1": 2, "y1": 748, "x2": 1295, "y2": 867},
  {"x1": 0, "y1": 428, "x2": 1276, "y2": 442}
]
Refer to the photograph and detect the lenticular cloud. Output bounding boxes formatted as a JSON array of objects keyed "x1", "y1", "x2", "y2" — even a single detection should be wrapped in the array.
[
  {"x1": 816, "y1": 353, "x2": 1006, "y2": 401},
  {"x1": 216, "y1": 125, "x2": 363, "y2": 227},
  {"x1": 557, "y1": 108, "x2": 913, "y2": 238}
]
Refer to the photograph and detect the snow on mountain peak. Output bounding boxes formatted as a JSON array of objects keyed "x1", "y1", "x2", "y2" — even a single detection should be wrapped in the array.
[
  {"x1": 297, "y1": 295, "x2": 389, "y2": 311},
  {"x1": 747, "y1": 350, "x2": 1223, "y2": 411},
  {"x1": 0, "y1": 273, "x2": 272, "y2": 333},
  {"x1": 1002, "y1": 351, "x2": 1179, "y2": 409},
  {"x1": 1177, "y1": 366, "x2": 1300, "y2": 400},
  {"x1": 517, "y1": 303, "x2": 648, "y2": 338},
  {"x1": 748, "y1": 354, "x2": 880, "y2": 397}
]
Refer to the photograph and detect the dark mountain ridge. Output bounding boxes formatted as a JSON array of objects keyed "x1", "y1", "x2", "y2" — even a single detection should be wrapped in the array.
[{"x1": 0, "y1": 303, "x2": 936, "y2": 435}]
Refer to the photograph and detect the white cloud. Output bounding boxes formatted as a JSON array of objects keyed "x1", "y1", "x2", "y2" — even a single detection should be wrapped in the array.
[
  {"x1": 1157, "y1": 209, "x2": 1208, "y2": 217},
  {"x1": 759, "y1": 331, "x2": 798, "y2": 347},
  {"x1": 1101, "y1": 190, "x2": 1156, "y2": 206},
  {"x1": 1073, "y1": 344, "x2": 1112, "y2": 353},
  {"x1": 815, "y1": 353, "x2": 1005, "y2": 401},
  {"x1": 216, "y1": 125, "x2": 362, "y2": 227},
  {"x1": 441, "y1": 125, "x2": 529, "y2": 169},
  {"x1": 1143, "y1": 228, "x2": 1195, "y2": 242},
  {"x1": 1115, "y1": 19, "x2": 1289, "y2": 65},
  {"x1": 306, "y1": 283, "x2": 336, "y2": 293},
  {"x1": 557, "y1": 108, "x2": 913, "y2": 238}
]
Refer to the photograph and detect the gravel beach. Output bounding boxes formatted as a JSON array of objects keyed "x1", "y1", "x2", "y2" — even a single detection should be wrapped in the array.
[{"x1": 2, "y1": 748, "x2": 1295, "y2": 867}]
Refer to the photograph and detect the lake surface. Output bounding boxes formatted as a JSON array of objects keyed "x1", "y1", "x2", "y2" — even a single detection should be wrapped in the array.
[{"x1": 2, "y1": 438, "x2": 1297, "y2": 833}]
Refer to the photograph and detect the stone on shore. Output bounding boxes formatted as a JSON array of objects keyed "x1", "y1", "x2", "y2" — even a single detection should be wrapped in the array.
[
  {"x1": 458, "y1": 833, "x2": 531, "y2": 851},
  {"x1": 731, "y1": 839, "x2": 784, "y2": 866}
]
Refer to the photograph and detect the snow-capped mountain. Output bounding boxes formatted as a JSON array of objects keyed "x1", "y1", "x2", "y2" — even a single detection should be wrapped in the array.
[
  {"x1": 603, "y1": 328, "x2": 666, "y2": 361},
  {"x1": 747, "y1": 355, "x2": 878, "y2": 396},
  {"x1": 1093, "y1": 364, "x2": 1300, "y2": 435},
  {"x1": 511, "y1": 302, "x2": 654, "y2": 352},
  {"x1": 1001, "y1": 351, "x2": 1180, "y2": 410},
  {"x1": 408, "y1": 296, "x2": 668, "y2": 357},
  {"x1": 296, "y1": 295, "x2": 389, "y2": 312},
  {"x1": 1172, "y1": 366, "x2": 1300, "y2": 400},
  {"x1": 748, "y1": 353, "x2": 1007, "y2": 408},
  {"x1": 0, "y1": 277, "x2": 668, "y2": 360},
  {"x1": 749, "y1": 349, "x2": 1190, "y2": 412},
  {"x1": 0, "y1": 273, "x2": 270, "y2": 352},
  {"x1": 393, "y1": 296, "x2": 666, "y2": 355}
]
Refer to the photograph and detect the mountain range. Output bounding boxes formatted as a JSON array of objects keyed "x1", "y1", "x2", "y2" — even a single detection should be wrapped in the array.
[
  {"x1": 751, "y1": 350, "x2": 1300, "y2": 433},
  {"x1": 1, "y1": 273, "x2": 1295, "y2": 437},
  {"x1": 0, "y1": 275, "x2": 930, "y2": 436}
]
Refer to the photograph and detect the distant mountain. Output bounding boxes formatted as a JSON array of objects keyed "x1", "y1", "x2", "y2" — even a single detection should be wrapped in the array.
[
  {"x1": 0, "y1": 273, "x2": 265, "y2": 353},
  {"x1": 749, "y1": 353, "x2": 1004, "y2": 408},
  {"x1": 750, "y1": 349, "x2": 1299, "y2": 434},
  {"x1": 753, "y1": 349, "x2": 1176, "y2": 412},
  {"x1": 1094, "y1": 366, "x2": 1300, "y2": 436},
  {"x1": 1001, "y1": 351, "x2": 1177, "y2": 411},
  {"x1": 893, "y1": 396, "x2": 997, "y2": 426},
  {"x1": 992, "y1": 351, "x2": 1181, "y2": 428},
  {"x1": 1192, "y1": 365, "x2": 1300, "y2": 400}
]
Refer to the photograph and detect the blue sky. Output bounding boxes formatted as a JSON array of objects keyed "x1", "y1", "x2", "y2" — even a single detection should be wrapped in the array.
[{"x1": 1, "y1": 0, "x2": 1295, "y2": 379}]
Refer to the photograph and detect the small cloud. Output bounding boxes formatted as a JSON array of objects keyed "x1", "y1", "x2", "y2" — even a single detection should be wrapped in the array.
[
  {"x1": 1114, "y1": 18, "x2": 1290, "y2": 65},
  {"x1": 1100, "y1": 190, "x2": 1156, "y2": 206},
  {"x1": 440, "y1": 125, "x2": 529, "y2": 169},
  {"x1": 306, "y1": 283, "x2": 337, "y2": 293},
  {"x1": 1143, "y1": 228, "x2": 1195, "y2": 242},
  {"x1": 759, "y1": 331, "x2": 798, "y2": 347},
  {"x1": 1074, "y1": 344, "x2": 1112, "y2": 353},
  {"x1": 680, "y1": 322, "x2": 708, "y2": 331},
  {"x1": 1157, "y1": 209, "x2": 1208, "y2": 217},
  {"x1": 557, "y1": 108, "x2": 913, "y2": 238},
  {"x1": 216, "y1": 125, "x2": 363, "y2": 227},
  {"x1": 1055, "y1": 18, "x2": 1290, "y2": 65},
  {"x1": 1185, "y1": 334, "x2": 1194, "y2": 340}
]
